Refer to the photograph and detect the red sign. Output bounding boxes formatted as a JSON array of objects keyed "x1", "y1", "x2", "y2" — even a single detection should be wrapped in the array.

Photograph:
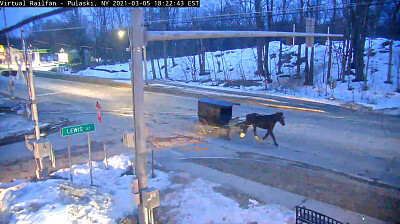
[{"x1": 96, "y1": 101, "x2": 102, "y2": 122}]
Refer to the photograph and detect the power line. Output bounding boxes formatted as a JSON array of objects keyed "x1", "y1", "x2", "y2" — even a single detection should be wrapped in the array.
[
  {"x1": 30, "y1": 24, "x2": 110, "y2": 33},
  {"x1": 0, "y1": 0, "x2": 397, "y2": 36},
  {"x1": 31, "y1": 27, "x2": 86, "y2": 33},
  {"x1": 145, "y1": 0, "x2": 399, "y2": 25},
  {"x1": 32, "y1": 39, "x2": 121, "y2": 51},
  {"x1": 3, "y1": 0, "x2": 396, "y2": 35}
]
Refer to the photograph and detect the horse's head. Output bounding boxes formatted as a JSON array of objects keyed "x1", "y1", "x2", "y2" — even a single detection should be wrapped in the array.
[{"x1": 276, "y1": 112, "x2": 285, "y2": 126}]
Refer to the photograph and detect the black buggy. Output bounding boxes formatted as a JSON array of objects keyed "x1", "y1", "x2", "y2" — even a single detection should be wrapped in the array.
[{"x1": 196, "y1": 98, "x2": 245, "y2": 139}]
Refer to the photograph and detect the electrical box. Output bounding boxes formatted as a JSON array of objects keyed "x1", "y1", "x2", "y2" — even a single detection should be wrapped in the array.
[
  {"x1": 142, "y1": 188, "x2": 160, "y2": 209},
  {"x1": 33, "y1": 139, "x2": 52, "y2": 159},
  {"x1": 123, "y1": 131, "x2": 135, "y2": 148}
]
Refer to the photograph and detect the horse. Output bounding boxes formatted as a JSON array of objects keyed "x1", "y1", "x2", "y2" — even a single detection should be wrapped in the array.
[{"x1": 240, "y1": 112, "x2": 285, "y2": 146}]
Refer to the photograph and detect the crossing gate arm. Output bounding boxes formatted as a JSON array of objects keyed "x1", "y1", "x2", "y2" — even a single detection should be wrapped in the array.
[{"x1": 147, "y1": 31, "x2": 343, "y2": 42}]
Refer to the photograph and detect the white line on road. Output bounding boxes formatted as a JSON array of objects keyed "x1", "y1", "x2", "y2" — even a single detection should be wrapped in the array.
[
  {"x1": 36, "y1": 91, "x2": 64, "y2": 97},
  {"x1": 169, "y1": 149, "x2": 184, "y2": 157},
  {"x1": 146, "y1": 91, "x2": 194, "y2": 100}
]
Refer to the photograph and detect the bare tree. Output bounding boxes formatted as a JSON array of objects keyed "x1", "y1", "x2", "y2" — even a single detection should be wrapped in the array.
[
  {"x1": 255, "y1": 0, "x2": 265, "y2": 79},
  {"x1": 351, "y1": 0, "x2": 373, "y2": 82},
  {"x1": 160, "y1": 8, "x2": 169, "y2": 79}
]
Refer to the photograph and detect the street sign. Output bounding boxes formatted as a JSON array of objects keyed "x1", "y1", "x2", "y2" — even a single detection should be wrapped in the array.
[
  {"x1": 61, "y1": 123, "x2": 95, "y2": 137},
  {"x1": 96, "y1": 101, "x2": 102, "y2": 122}
]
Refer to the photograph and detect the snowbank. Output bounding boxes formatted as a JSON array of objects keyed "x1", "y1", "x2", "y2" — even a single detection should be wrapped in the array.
[
  {"x1": 74, "y1": 38, "x2": 400, "y2": 113},
  {"x1": 0, "y1": 154, "x2": 294, "y2": 224}
]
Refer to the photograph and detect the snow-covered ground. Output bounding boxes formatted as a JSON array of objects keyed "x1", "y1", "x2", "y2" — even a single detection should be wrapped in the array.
[
  {"x1": 0, "y1": 154, "x2": 294, "y2": 224},
  {"x1": 73, "y1": 38, "x2": 400, "y2": 114},
  {"x1": 0, "y1": 114, "x2": 40, "y2": 140}
]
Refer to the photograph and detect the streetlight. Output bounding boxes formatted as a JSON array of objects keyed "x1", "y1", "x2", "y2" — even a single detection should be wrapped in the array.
[
  {"x1": 118, "y1": 30, "x2": 125, "y2": 39},
  {"x1": 117, "y1": 29, "x2": 128, "y2": 63}
]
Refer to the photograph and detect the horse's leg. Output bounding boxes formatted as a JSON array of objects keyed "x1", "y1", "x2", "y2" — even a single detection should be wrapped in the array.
[
  {"x1": 253, "y1": 125, "x2": 263, "y2": 142},
  {"x1": 240, "y1": 122, "x2": 249, "y2": 138},
  {"x1": 262, "y1": 130, "x2": 270, "y2": 140},
  {"x1": 225, "y1": 126, "x2": 232, "y2": 140},
  {"x1": 270, "y1": 130, "x2": 279, "y2": 146}
]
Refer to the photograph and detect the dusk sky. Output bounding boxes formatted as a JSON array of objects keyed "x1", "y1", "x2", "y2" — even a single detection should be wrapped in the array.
[{"x1": 0, "y1": 7, "x2": 58, "y2": 36}]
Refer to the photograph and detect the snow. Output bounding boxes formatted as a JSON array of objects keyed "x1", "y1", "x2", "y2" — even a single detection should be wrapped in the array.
[
  {"x1": 163, "y1": 177, "x2": 294, "y2": 224},
  {"x1": 73, "y1": 38, "x2": 400, "y2": 114},
  {"x1": 0, "y1": 154, "x2": 294, "y2": 224},
  {"x1": 0, "y1": 113, "x2": 48, "y2": 141}
]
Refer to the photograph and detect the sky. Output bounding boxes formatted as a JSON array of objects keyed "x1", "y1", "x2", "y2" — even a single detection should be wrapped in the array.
[{"x1": 0, "y1": 7, "x2": 58, "y2": 36}]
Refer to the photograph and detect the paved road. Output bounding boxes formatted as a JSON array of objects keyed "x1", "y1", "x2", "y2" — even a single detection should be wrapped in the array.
[{"x1": 0, "y1": 76, "x2": 399, "y2": 223}]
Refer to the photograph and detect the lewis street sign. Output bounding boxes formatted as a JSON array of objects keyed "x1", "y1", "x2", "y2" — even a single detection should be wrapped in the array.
[{"x1": 61, "y1": 123, "x2": 95, "y2": 137}]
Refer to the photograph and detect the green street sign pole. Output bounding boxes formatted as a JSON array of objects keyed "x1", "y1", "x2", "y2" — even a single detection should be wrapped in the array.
[
  {"x1": 88, "y1": 132, "x2": 93, "y2": 186},
  {"x1": 61, "y1": 123, "x2": 95, "y2": 185},
  {"x1": 67, "y1": 136, "x2": 73, "y2": 182}
]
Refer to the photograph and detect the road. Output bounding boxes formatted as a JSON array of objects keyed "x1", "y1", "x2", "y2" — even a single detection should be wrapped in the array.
[{"x1": 0, "y1": 75, "x2": 399, "y2": 223}]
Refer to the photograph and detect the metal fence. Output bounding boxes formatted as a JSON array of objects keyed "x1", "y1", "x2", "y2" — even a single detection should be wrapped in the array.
[{"x1": 296, "y1": 206, "x2": 345, "y2": 224}]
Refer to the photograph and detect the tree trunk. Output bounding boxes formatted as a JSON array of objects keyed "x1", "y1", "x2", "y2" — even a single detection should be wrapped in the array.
[
  {"x1": 161, "y1": 8, "x2": 169, "y2": 79},
  {"x1": 385, "y1": 39, "x2": 394, "y2": 84},
  {"x1": 263, "y1": 41, "x2": 269, "y2": 90},
  {"x1": 171, "y1": 41, "x2": 177, "y2": 67},
  {"x1": 151, "y1": 58, "x2": 156, "y2": 79},
  {"x1": 304, "y1": 47, "x2": 309, "y2": 85},
  {"x1": 309, "y1": 46, "x2": 315, "y2": 85},
  {"x1": 163, "y1": 41, "x2": 168, "y2": 79},
  {"x1": 157, "y1": 58, "x2": 163, "y2": 79},
  {"x1": 351, "y1": 0, "x2": 372, "y2": 82},
  {"x1": 255, "y1": 0, "x2": 264, "y2": 77},
  {"x1": 327, "y1": 37, "x2": 333, "y2": 81},
  {"x1": 346, "y1": 39, "x2": 353, "y2": 82},
  {"x1": 296, "y1": 44, "x2": 302, "y2": 78},
  {"x1": 200, "y1": 39, "x2": 206, "y2": 75},
  {"x1": 278, "y1": 41, "x2": 283, "y2": 74},
  {"x1": 341, "y1": 38, "x2": 349, "y2": 81},
  {"x1": 263, "y1": 40, "x2": 271, "y2": 83},
  {"x1": 347, "y1": 39, "x2": 354, "y2": 90},
  {"x1": 192, "y1": 55, "x2": 197, "y2": 81}
]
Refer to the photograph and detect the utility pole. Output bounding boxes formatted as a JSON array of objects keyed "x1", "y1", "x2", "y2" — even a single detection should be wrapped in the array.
[
  {"x1": 143, "y1": 46, "x2": 149, "y2": 85},
  {"x1": 130, "y1": 10, "x2": 150, "y2": 224}
]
